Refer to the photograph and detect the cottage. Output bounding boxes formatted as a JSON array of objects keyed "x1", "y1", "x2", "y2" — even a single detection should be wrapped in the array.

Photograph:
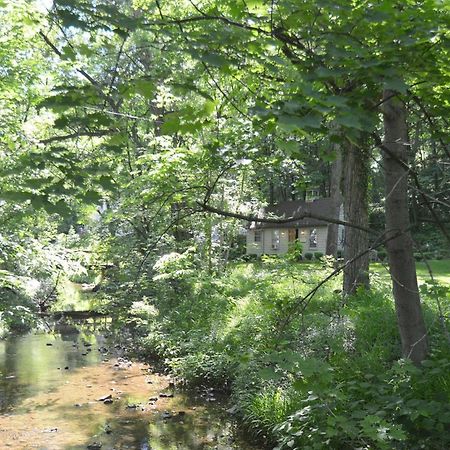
[{"x1": 246, "y1": 198, "x2": 344, "y2": 256}]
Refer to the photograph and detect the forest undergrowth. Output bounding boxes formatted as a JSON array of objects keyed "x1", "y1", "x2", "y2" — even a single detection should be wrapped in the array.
[{"x1": 102, "y1": 254, "x2": 450, "y2": 450}]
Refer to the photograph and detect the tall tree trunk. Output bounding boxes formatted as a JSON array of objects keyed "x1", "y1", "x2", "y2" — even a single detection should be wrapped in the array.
[
  {"x1": 341, "y1": 140, "x2": 370, "y2": 295},
  {"x1": 382, "y1": 89, "x2": 428, "y2": 364},
  {"x1": 326, "y1": 150, "x2": 343, "y2": 257}
]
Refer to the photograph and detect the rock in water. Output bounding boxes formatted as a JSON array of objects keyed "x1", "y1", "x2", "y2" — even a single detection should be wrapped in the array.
[{"x1": 87, "y1": 443, "x2": 102, "y2": 449}]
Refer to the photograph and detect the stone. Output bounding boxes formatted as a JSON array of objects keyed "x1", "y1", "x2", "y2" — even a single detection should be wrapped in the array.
[
  {"x1": 162, "y1": 412, "x2": 173, "y2": 419},
  {"x1": 86, "y1": 442, "x2": 102, "y2": 449},
  {"x1": 97, "y1": 394, "x2": 112, "y2": 402}
]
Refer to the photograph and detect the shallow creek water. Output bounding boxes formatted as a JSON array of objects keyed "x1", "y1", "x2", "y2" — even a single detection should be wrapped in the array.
[{"x1": 0, "y1": 329, "x2": 258, "y2": 450}]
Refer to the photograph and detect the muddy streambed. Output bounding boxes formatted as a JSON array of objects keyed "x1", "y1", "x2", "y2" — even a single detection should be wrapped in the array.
[{"x1": 0, "y1": 330, "x2": 258, "y2": 450}]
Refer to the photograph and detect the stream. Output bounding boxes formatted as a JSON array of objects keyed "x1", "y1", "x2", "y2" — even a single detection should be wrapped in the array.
[{"x1": 0, "y1": 326, "x2": 258, "y2": 450}]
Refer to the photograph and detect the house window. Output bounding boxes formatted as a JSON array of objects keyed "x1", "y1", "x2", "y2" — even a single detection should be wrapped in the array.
[
  {"x1": 306, "y1": 189, "x2": 320, "y2": 201},
  {"x1": 254, "y1": 230, "x2": 262, "y2": 243},
  {"x1": 272, "y1": 230, "x2": 280, "y2": 250},
  {"x1": 309, "y1": 229, "x2": 317, "y2": 248}
]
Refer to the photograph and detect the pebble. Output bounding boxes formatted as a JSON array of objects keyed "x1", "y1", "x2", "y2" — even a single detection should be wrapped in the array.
[{"x1": 87, "y1": 443, "x2": 102, "y2": 450}]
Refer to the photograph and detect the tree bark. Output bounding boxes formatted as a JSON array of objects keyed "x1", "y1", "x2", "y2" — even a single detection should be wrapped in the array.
[
  {"x1": 326, "y1": 150, "x2": 343, "y2": 257},
  {"x1": 382, "y1": 89, "x2": 428, "y2": 364},
  {"x1": 341, "y1": 140, "x2": 370, "y2": 295}
]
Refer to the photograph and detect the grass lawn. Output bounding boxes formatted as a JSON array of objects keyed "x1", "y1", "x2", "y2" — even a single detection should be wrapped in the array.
[
  {"x1": 371, "y1": 259, "x2": 450, "y2": 286},
  {"x1": 238, "y1": 258, "x2": 450, "y2": 287}
]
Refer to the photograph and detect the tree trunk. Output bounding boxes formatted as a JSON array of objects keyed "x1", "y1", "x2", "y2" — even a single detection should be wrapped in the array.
[
  {"x1": 382, "y1": 89, "x2": 428, "y2": 364},
  {"x1": 341, "y1": 140, "x2": 370, "y2": 295},
  {"x1": 326, "y1": 150, "x2": 343, "y2": 257}
]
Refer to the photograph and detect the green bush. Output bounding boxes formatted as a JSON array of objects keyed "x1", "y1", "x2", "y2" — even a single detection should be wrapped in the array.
[
  {"x1": 274, "y1": 359, "x2": 450, "y2": 450},
  {"x1": 378, "y1": 250, "x2": 387, "y2": 261},
  {"x1": 336, "y1": 249, "x2": 343, "y2": 258},
  {"x1": 313, "y1": 251, "x2": 323, "y2": 260},
  {"x1": 286, "y1": 240, "x2": 303, "y2": 262},
  {"x1": 304, "y1": 252, "x2": 313, "y2": 260}
]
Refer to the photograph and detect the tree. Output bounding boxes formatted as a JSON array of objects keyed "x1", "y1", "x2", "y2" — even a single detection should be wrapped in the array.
[{"x1": 382, "y1": 89, "x2": 429, "y2": 364}]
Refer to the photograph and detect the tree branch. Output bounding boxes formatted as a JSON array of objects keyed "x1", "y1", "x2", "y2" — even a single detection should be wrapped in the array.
[
  {"x1": 40, "y1": 130, "x2": 114, "y2": 145},
  {"x1": 197, "y1": 201, "x2": 377, "y2": 234}
]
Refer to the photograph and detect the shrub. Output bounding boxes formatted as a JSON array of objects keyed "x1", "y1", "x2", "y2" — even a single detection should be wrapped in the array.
[
  {"x1": 304, "y1": 252, "x2": 313, "y2": 260},
  {"x1": 313, "y1": 252, "x2": 323, "y2": 260},
  {"x1": 378, "y1": 250, "x2": 387, "y2": 261},
  {"x1": 414, "y1": 253, "x2": 423, "y2": 261},
  {"x1": 336, "y1": 249, "x2": 343, "y2": 259},
  {"x1": 274, "y1": 358, "x2": 450, "y2": 450},
  {"x1": 286, "y1": 240, "x2": 303, "y2": 262},
  {"x1": 240, "y1": 253, "x2": 260, "y2": 262}
]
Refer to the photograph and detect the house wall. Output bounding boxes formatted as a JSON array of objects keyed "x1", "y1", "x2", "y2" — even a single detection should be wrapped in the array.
[
  {"x1": 247, "y1": 226, "x2": 328, "y2": 256},
  {"x1": 246, "y1": 229, "x2": 290, "y2": 255}
]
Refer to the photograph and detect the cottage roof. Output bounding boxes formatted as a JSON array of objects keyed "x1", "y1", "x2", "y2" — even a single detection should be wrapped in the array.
[{"x1": 252, "y1": 198, "x2": 336, "y2": 229}]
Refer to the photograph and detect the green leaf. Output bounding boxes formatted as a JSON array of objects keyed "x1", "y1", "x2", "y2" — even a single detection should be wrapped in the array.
[
  {"x1": 334, "y1": 113, "x2": 364, "y2": 130},
  {"x1": 96, "y1": 176, "x2": 116, "y2": 192},
  {"x1": 384, "y1": 78, "x2": 408, "y2": 94},
  {"x1": 161, "y1": 114, "x2": 181, "y2": 135},
  {"x1": 133, "y1": 78, "x2": 155, "y2": 99},
  {"x1": 43, "y1": 199, "x2": 71, "y2": 216},
  {"x1": 0, "y1": 191, "x2": 34, "y2": 202},
  {"x1": 201, "y1": 53, "x2": 230, "y2": 68},
  {"x1": 258, "y1": 367, "x2": 283, "y2": 381},
  {"x1": 81, "y1": 190, "x2": 102, "y2": 204},
  {"x1": 61, "y1": 45, "x2": 77, "y2": 61},
  {"x1": 202, "y1": 100, "x2": 217, "y2": 116},
  {"x1": 278, "y1": 113, "x2": 322, "y2": 132}
]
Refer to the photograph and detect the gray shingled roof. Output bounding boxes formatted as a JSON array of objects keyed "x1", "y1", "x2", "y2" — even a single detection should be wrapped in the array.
[{"x1": 254, "y1": 198, "x2": 335, "y2": 229}]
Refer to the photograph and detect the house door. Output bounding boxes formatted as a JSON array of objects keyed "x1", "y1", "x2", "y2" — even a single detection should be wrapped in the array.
[{"x1": 288, "y1": 229, "x2": 296, "y2": 243}]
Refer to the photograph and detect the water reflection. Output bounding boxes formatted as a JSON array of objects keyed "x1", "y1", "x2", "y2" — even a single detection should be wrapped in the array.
[{"x1": 0, "y1": 331, "x2": 257, "y2": 450}]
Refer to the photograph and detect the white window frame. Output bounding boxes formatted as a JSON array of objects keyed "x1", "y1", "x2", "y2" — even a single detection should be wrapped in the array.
[
  {"x1": 272, "y1": 230, "x2": 280, "y2": 250},
  {"x1": 309, "y1": 228, "x2": 317, "y2": 249},
  {"x1": 254, "y1": 230, "x2": 262, "y2": 243}
]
